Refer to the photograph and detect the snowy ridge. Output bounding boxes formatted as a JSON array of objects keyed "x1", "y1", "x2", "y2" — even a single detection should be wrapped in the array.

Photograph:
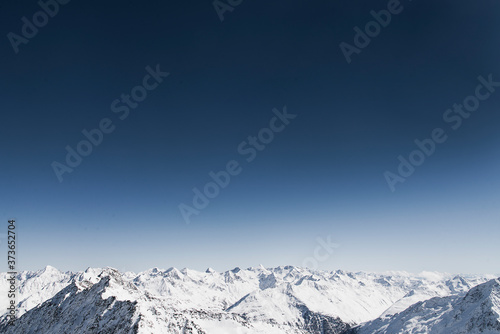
[
  {"x1": 355, "y1": 278, "x2": 500, "y2": 334},
  {"x1": 0, "y1": 266, "x2": 497, "y2": 333}
]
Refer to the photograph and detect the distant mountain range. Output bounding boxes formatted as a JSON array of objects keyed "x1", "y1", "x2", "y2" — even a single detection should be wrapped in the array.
[{"x1": 0, "y1": 266, "x2": 498, "y2": 333}]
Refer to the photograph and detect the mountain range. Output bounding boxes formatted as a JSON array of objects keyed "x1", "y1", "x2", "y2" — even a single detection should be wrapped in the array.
[{"x1": 0, "y1": 266, "x2": 498, "y2": 333}]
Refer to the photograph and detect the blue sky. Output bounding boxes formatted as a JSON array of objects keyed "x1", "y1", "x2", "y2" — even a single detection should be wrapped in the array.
[{"x1": 1, "y1": 0, "x2": 499, "y2": 274}]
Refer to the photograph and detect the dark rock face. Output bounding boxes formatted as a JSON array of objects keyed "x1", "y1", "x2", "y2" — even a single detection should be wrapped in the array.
[
  {"x1": 299, "y1": 303, "x2": 352, "y2": 334},
  {"x1": 0, "y1": 277, "x2": 139, "y2": 334}
]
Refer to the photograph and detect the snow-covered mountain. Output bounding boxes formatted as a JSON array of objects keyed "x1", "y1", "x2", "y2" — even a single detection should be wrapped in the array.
[
  {"x1": 0, "y1": 266, "x2": 497, "y2": 333},
  {"x1": 354, "y1": 278, "x2": 500, "y2": 334}
]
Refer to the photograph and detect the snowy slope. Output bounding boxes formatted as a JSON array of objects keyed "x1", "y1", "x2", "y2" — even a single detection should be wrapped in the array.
[{"x1": 355, "y1": 278, "x2": 500, "y2": 334}]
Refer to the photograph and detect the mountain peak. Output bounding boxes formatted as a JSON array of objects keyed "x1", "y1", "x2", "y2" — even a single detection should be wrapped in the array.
[
  {"x1": 41, "y1": 265, "x2": 59, "y2": 273},
  {"x1": 463, "y1": 277, "x2": 500, "y2": 305},
  {"x1": 37, "y1": 265, "x2": 62, "y2": 279}
]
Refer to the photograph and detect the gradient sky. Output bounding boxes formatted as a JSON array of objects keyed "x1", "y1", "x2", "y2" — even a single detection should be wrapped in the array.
[{"x1": 1, "y1": 0, "x2": 499, "y2": 275}]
